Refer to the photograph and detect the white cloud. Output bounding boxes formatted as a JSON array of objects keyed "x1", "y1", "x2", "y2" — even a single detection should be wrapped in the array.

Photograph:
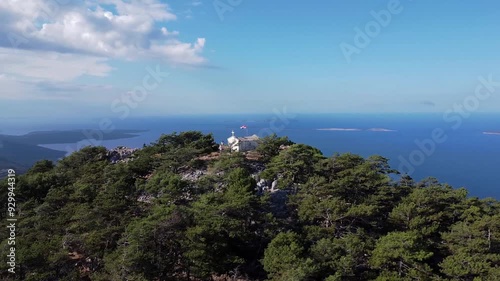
[
  {"x1": 0, "y1": 46, "x2": 115, "y2": 102},
  {"x1": 0, "y1": 0, "x2": 207, "y2": 65},
  {"x1": 0, "y1": 48, "x2": 112, "y2": 82},
  {"x1": 0, "y1": 72, "x2": 117, "y2": 101},
  {"x1": 98, "y1": 0, "x2": 177, "y2": 22},
  {"x1": 161, "y1": 27, "x2": 179, "y2": 36},
  {"x1": 0, "y1": 0, "x2": 208, "y2": 103},
  {"x1": 151, "y1": 38, "x2": 206, "y2": 65}
]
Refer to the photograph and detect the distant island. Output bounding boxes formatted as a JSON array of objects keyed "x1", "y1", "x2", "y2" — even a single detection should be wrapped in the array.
[
  {"x1": 317, "y1": 127, "x2": 396, "y2": 132},
  {"x1": 317, "y1": 128, "x2": 362, "y2": 131},
  {"x1": 483, "y1": 131, "x2": 500, "y2": 135},
  {"x1": 367, "y1": 128, "x2": 397, "y2": 132}
]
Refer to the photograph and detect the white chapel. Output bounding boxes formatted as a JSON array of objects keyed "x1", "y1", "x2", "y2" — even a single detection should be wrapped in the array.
[{"x1": 227, "y1": 130, "x2": 259, "y2": 152}]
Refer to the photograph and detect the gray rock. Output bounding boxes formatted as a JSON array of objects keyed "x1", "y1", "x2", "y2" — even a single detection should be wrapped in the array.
[
  {"x1": 256, "y1": 178, "x2": 270, "y2": 193},
  {"x1": 137, "y1": 194, "x2": 155, "y2": 203},
  {"x1": 107, "y1": 146, "x2": 138, "y2": 164},
  {"x1": 181, "y1": 169, "x2": 206, "y2": 181},
  {"x1": 271, "y1": 179, "x2": 278, "y2": 191}
]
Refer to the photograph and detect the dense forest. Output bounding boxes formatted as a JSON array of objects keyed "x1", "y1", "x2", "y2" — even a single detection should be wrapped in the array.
[{"x1": 1, "y1": 131, "x2": 499, "y2": 281}]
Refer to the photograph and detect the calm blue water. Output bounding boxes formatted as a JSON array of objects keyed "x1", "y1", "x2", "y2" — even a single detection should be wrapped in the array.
[{"x1": 4, "y1": 113, "x2": 500, "y2": 199}]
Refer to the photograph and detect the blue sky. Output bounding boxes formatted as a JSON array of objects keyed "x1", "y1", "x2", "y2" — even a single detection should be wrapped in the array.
[{"x1": 1, "y1": 0, "x2": 500, "y2": 120}]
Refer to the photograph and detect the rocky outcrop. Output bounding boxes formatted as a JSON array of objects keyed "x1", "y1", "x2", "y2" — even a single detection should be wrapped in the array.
[
  {"x1": 256, "y1": 178, "x2": 281, "y2": 193},
  {"x1": 107, "y1": 146, "x2": 138, "y2": 164},
  {"x1": 137, "y1": 193, "x2": 155, "y2": 204},
  {"x1": 256, "y1": 179, "x2": 270, "y2": 193},
  {"x1": 181, "y1": 169, "x2": 207, "y2": 181}
]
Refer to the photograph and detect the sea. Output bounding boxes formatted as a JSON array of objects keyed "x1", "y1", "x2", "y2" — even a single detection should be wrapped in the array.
[{"x1": 3, "y1": 113, "x2": 500, "y2": 199}]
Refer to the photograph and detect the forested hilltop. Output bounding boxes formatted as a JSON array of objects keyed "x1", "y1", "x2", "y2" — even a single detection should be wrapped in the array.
[{"x1": 1, "y1": 131, "x2": 499, "y2": 281}]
